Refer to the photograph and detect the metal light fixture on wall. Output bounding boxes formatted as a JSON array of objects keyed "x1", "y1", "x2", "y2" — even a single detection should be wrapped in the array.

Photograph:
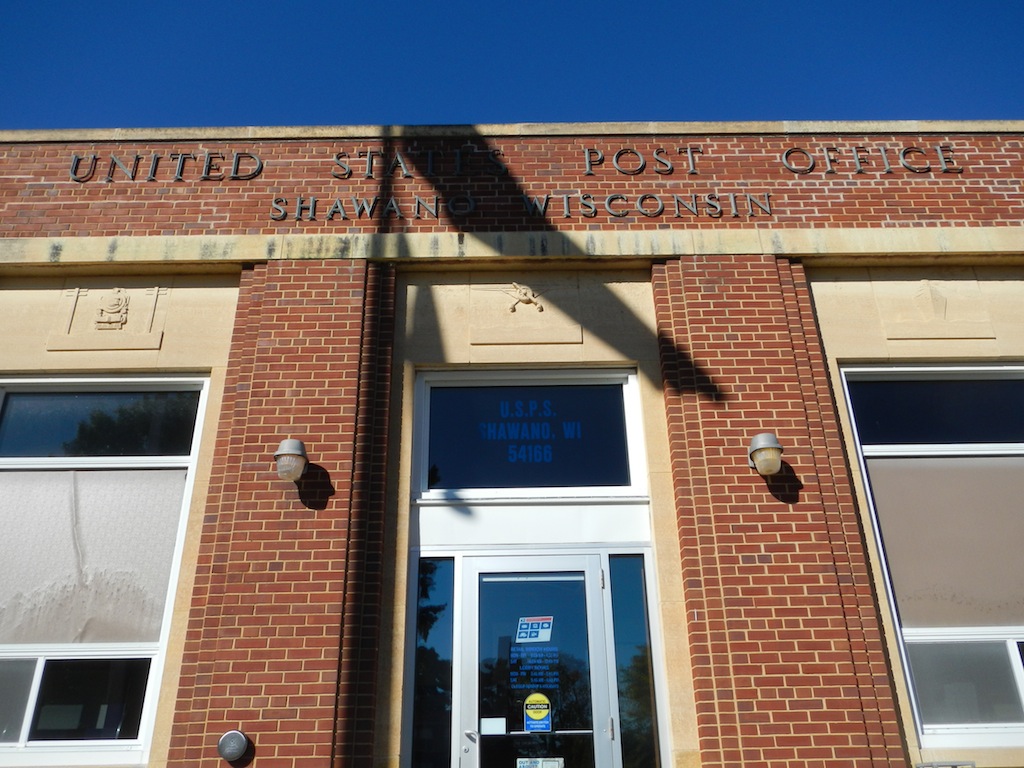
[
  {"x1": 747, "y1": 432, "x2": 784, "y2": 476},
  {"x1": 217, "y1": 729, "x2": 251, "y2": 762},
  {"x1": 274, "y1": 439, "x2": 308, "y2": 481}
]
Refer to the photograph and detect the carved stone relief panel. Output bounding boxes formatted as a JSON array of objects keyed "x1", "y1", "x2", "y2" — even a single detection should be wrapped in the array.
[
  {"x1": 47, "y1": 286, "x2": 168, "y2": 351},
  {"x1": 469, "y1": 277, "x2": 583, "y2": 346},
  {"x1": 876, "y1": 275, "x2": 995, "y2": 341}
]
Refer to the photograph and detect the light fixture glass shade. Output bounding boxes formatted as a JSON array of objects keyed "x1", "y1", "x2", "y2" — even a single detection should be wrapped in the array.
[
  {"x1": 747, "y1": 433, "x2": 784, "y2": 476},
  {"x1": 274, "y1": 439, "x2": 308, "y2": 481},
  {"x1": 217, "y1": 730, "x2": 250, "y2": 762}
]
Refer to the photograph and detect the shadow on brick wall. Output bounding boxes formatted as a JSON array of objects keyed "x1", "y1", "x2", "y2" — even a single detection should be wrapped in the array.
[
  {"x1": 296, "y1": 463, "x2": 336, "y2": 511},
  {"x1": 366, "y1": 125, "x2": 726, "y2": 403}
]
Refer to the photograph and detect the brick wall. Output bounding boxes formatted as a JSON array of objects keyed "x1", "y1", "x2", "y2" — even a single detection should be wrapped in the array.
[
  {"x1": 169, "y1": 259, "x2": 394, "y2": 768},
  {"x1": 1, "y1": 132, "x2": 1021, "y2": 237},
  {"x1": 654, "y1": 255, "x2": 907, "y2": 768}
]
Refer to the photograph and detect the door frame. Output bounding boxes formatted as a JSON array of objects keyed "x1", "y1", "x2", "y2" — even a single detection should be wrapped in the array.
[
  {"x1": 402, "y1": 545, "x2": 670, "y2": 768},
  {"x1": 457, "y1": 553, "x2": 615, "y2": 768}
]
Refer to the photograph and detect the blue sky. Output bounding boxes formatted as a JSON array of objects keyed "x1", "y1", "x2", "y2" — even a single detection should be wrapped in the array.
[{"x1": 2, "y1": 0, "x2": 1022, "y2": 130}]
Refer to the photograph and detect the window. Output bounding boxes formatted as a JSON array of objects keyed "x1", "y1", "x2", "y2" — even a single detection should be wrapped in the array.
[
  {"x1": 410, "y1": 558, "x2": 455, "y2": 768},
  {"x1": 415, "y1": 370, "x2": 646, "y2": 502},
  {"x1": 608, "y1": 555, "x2": 660, "y2": 768},
  {"x1": 845, "y1": 369, "x2": 1024, "y2": 748},
  {"x1": 0, "y1": 380, "x2": 205, "y2": 765}
]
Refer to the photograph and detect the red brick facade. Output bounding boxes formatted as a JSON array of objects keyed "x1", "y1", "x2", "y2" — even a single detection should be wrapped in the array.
[
  {"x1": 169, "y1": 260, "x2": 394, "y2": 768},
  {"x1": 1, "y1": 131, "x2": 1022, "y2": 237},
  {"x1": 655, "y1": 256, "x2": 904, "y2": 768}
]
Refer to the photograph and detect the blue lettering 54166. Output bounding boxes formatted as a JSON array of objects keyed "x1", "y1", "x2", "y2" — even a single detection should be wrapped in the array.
[{"x1": 508, "y1": 445, "x2": 553, "y2": 463}]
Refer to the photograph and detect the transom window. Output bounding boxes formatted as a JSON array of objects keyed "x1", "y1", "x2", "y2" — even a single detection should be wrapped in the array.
[
  {"x1": 0, "y1": 390, "x2": 199, "y2": 458},
  {"x1": 0, "y1": 378, "x2": 206, "y2": 765},
  {"x1": 415, "y1": 371, "x2": 646, "y2": 501},
  {"x1": 846, "y1": 377, "x2": 1024, "y2": 446},
  {"x1": 844, "y1": 367, "x2": 1024, "y2": 749}
]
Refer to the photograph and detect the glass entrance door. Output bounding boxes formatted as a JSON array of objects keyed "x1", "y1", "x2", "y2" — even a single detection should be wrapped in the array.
[{"x1": 460, "y1": 555, "x2": 614, "y2": 768}]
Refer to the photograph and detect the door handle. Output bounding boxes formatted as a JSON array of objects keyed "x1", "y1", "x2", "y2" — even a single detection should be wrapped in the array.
[{"x1": 464, "y1": 730, "x2": 478, "y2": 743}]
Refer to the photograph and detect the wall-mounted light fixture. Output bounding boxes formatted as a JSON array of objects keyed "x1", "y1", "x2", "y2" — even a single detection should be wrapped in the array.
[
  {"x1": 747, "y1": 432, "x2": 784, "y2": 476},
  {"x1": 217, "y1": 729, "x2": 251, "y2": 762},
  {"x1": 274, "y1": 439, "x2": 308, "y2": 481}
]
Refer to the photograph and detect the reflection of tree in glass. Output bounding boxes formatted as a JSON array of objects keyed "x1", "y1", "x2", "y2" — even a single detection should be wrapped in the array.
[
  {"x1": 413, "y1": 646, "x2": 452, "y2": 768},
  {"x1": 479, "y1": 652, "x2": 509, "y2": 720},
  {"x1": 617, "y1": 645, "x2": 659, "y2": 768},
  {"x1": 416, "y1": 560, "x2": 444, "y2": 641},
  {"x1": 480, "y1": 650, "x2": 591, "y2": 730},
  {"x1": 550, "y1": 652, "x2": 590, "y2": 729},
  {"x1": 62, "y1": 393, "x2": 198, "y2": 456},
  {"x1": 412, "y1": 560, "x2": 453, "y2": 768}
]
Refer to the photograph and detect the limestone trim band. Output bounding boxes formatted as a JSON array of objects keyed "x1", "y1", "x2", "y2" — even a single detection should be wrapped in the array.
[{"x1": 2, "y1": 226, "x2": 1023, "y2": 272}]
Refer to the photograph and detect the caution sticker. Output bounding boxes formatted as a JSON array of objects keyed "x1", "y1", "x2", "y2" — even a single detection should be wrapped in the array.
[{"x1": 524, "y1": 692, "x2": 552, "y2": 733}]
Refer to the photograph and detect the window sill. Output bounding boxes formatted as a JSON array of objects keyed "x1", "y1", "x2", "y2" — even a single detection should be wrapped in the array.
[
  {"x1": 920, "y1": 728, "x2": 1024, "y2": 750},
  {"x1": 415, "y1": 491, "x2": 651, "y2": 506},
  {"x1": 0, "y1": 743, "x2": 144, "y2": 768}
]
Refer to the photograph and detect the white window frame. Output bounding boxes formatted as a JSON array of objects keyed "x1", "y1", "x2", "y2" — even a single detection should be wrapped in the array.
[
  {"x1": 0, "y1": 376, "x2": 209, "y2": 767},
  {"x1": 842, "y1": 365, "x2": 1024, "y2": 750},
  {"x1": 413, "y1": 369, "x2": 649, "y2": 505}
]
